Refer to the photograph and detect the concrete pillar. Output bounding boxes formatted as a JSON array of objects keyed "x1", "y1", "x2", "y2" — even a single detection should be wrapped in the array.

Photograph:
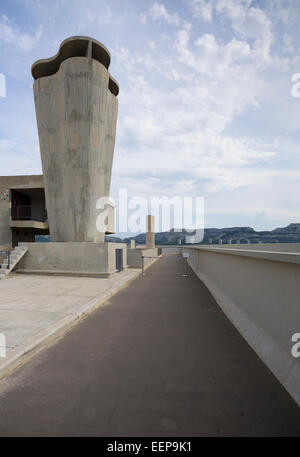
[
  {"x1": 32, "y1": 36, "x2": 119, "y2": 242},
  {"x1": 146, "y1": 215, "x2": 155, "y2": 249},
  {"x1": 130, "y1": 240, "x2": 136, "y2": 249}
]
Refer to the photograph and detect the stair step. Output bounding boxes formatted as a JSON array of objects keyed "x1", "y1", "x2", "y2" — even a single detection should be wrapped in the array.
[{"x1": 0, "y1": 248, "x2": 28, "y2": 278}]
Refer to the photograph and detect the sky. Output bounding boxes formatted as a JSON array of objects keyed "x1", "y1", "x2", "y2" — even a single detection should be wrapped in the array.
[{"x1": 0, "y1": 0, "x2": 300, "y2": 232}]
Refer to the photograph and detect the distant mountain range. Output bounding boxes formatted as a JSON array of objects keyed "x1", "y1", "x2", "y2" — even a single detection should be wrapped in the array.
[{"x1": 106, "y1": 223, "x2": 300, "y2": 245}]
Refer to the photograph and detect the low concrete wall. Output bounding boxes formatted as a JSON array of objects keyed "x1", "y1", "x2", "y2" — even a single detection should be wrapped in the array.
[
  {"x1": 159, "y1": 246, "x2": 183, "y2": 255},
  {"x1": 16, "y1": 242, "x2": 127, "y2": 277},
  {"x1": 185, "y1": 245, "x2": 300, "y2": 407},
  {"x1": 127, "y1": 248, "x2": 158, "y2": 269},
  {"x1": 205, "y1": 243, "x2": 300, "y2": 252}
]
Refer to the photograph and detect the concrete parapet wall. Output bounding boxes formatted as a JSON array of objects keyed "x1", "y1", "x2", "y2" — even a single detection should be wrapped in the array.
[
  {"x1": 16, "y1": 242, "x2": 127, "y2": 277},
  {"x1": 127, "y1": 248, "x2": 158, "y2": 269},
  {"x1": 185, "y1": 245, "x2": 300, "y2": 406},
  {"x1": 159, "y1": 246, "x2": 183, "y2": 255},
  {"x1": 206, "y1": 243, "x2": 300, "y2": 252}
]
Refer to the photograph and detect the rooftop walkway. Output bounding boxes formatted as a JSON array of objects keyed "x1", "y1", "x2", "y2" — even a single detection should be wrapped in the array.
[{"x1": 0, "y1": 255, "x2": 299, "y2": 436}]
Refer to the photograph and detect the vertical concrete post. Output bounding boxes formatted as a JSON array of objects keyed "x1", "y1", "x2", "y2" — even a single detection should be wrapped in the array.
[
  {"x1": 32, "y1": 36, "x2": 119, "y2": 243},
  {"x1": 130, "y1": 240, "x2": 136, "y2": 249},
  {"x1": 146, "y1": 215, "x2": 155, "y2": 249}
]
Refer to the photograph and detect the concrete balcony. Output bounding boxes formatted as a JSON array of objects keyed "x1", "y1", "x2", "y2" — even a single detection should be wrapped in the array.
[
  {"x1": 10, "y1": 219, "x2": 49, "y2": 230},
  {"x1": 10, "y1": 205, "x2": 48, "y2": 231}
]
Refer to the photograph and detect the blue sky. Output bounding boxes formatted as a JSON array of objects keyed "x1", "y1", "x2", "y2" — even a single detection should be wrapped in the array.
[{"x1": 1, "y1": 0, "x2": 300, "y2": 231}]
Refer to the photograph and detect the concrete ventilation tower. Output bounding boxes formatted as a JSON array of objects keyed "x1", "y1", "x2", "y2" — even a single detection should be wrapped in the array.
[
  {"x1": 32, "y1": 36, "x2": 119, "y2": 242},
  {"x1": 146, "y1": 215, "x2": 155, "y2": 249}
]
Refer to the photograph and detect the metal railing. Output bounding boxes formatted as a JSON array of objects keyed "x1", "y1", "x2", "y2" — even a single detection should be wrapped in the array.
[
  {"x1": 0, "y1": 251, "x2": 10, "y2": 269},
  {"x1": 141, "y1": 255, "x2": 161, "y2": 276},
  {"x1": 11, "y1": 205, "x2": 47, "y2": 222}
]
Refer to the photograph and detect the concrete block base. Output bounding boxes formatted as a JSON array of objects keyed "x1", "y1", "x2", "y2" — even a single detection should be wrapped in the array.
[
  {"x1": 16, "y1": 242, "x2": 128, "y2": 277},
  {"x1": 127, "y1": 247, "x2": 158, "y2": 269}
]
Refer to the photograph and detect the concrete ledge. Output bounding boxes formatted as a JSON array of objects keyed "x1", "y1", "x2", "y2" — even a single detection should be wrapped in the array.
[
  {"x1": 16, "y1": 268, "x2": 128, "y2": 278},
  {"x1": 0, "y1": 269, "x2": 140, "y2": 381},
  {"x1": 185, "y1": 246, "x2": 300, "y2": 407},
  {"x1": 17, "y1": 242, "x2": 128, "y2": 276},
  {"x1": 190, "y1": 245, "x2": 300, "y2": 265},
  {"x1": 10, "y1": 220, "x2": 49, "y2": 230}
]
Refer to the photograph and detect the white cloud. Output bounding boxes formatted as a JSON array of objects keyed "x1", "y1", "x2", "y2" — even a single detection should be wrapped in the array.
[
  {"x1": 282, "y1": 34, "x2": 294, "y2": 54},
  {"x1": 141, "y1": 2, "x2": 180, "y2": 26},
  {"x1": 188, "y1": 0, "x2": 214, "y2": 22},
  {"x1": 1, "y1": 0, "x2": 300, "y2": 230},
  {"x1": 188, "y1": 0, "x2": 273, "y2": 61},
  {"x1": 111, "y1": 0, "x2": 298, "y2": 215},
  {"x1": 0, "y1": 139, "x2": 41, "y2": 175},
  {"x1": 0, "y1": 16, "x2": 42, "y2": 51}
]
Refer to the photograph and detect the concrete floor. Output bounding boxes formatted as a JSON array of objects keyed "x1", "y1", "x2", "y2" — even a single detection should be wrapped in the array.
[
  {"x1": 0, "y1": 255, "x2": 299, "y2": 436},
  {"x1": 0, "y1": 269, "x2": 140, "y2": 358}
]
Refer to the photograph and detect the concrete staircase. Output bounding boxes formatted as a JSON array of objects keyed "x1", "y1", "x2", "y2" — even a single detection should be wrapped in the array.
[{"x1": 0, "y1": 246, "x2": 28, "y2": 280}]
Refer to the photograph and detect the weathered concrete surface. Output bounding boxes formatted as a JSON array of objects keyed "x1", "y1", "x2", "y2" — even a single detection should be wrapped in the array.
[
  {"x1": 0, "y1": 267, "x2": 141, "y2": 381},
  {"x1": 0, "y1": 255, "x2": 299, "y2": 436},
  {"x1": 16, "y1": 242, "x2": 128, "y2": 277},
  {"x1": 0, "y1": 175, "x2": 44, "y2": 189},
  {"x1": 33, "y1": 37, "x2": 119, "y2": 242},
  {"x1": 185, "y1": 246, "x2": 300, "y2": 407},
  {"x1": 146, "y1": 215, "x2": 155, "y2": 249},
  {"x1": 127, "y1": 247, "x2": 158, "y2": 269},
  {"x1": 0, "y1": 192, "x2": 11, "y2": 249},
  {"x1": 160, "y1": 246, "x2": 183, "y2": 255},
  {"x1": 10, "y1": 220, "x2": 48, "y2": 230},
  {"x1": 31, "y1": 36, "x2": 118, "y2": 95},
  {"x1": 202, "y1": 242, "x2": 300, "y2": 252}
]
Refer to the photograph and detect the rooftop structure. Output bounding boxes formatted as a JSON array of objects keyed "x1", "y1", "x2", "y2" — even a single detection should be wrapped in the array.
[
  {"x1": 32, "y1": 36, "x2": 118, "y2": 242},
  {"x1": 0, "y1": 175, "x2": 48, "y2": 249}
]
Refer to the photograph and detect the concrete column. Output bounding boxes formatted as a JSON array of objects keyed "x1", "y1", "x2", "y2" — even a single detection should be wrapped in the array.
[
  {"x1": 130, "y1": 240, "x2": 136, "y2": 249},
  {"x1": 146, "y1": 215, "x2": 155, "y2": 249},
  {"x1": 0, "y1": 187, "x2": 11, "y2": 248},
  {"x1": 32, "y1": 36, "x2": 119, "y2": 242}
]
